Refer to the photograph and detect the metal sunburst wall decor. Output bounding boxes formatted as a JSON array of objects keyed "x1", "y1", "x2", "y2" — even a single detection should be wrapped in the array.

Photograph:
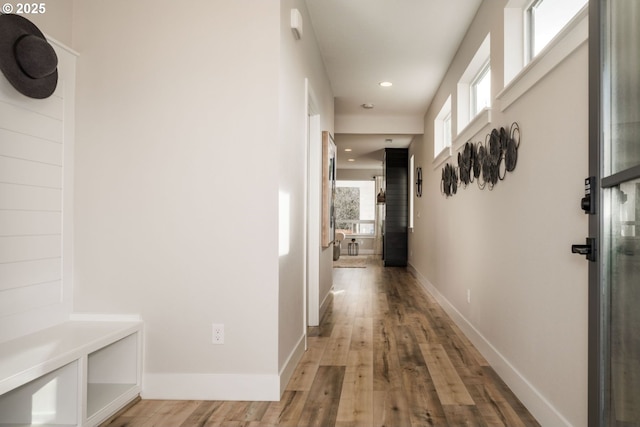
[{"x1": 441, "y1": 122, "x2": 520, "y2": 197}]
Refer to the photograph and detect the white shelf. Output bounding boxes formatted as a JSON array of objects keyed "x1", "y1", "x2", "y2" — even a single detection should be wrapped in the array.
[
  {"x1": 0, "y1": 361, "x2": 77, "y2": 426},
  {"x1": 0, "y1": 424, "x2": 76, "y2": 427},
  {"x1": 0, "y1": 319, "x2": 142, "y2": 427},
  {"x1": 87, "y1": 383, "x2": 136, "y2": 417}
]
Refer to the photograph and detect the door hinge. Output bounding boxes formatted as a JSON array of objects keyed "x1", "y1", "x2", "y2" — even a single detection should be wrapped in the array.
[{"x1": 571, "y1": 237, "x2": 596, "y2": 262}]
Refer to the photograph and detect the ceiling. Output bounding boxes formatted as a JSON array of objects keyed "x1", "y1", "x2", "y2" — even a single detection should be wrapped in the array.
[{"x1": 304, "y1": 0, "x2": 483, "y2": 170}]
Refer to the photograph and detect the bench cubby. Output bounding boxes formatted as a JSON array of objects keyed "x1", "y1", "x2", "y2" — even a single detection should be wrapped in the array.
[{"x1": 0, "y1": 319, "x2": 142, "y2": 427}]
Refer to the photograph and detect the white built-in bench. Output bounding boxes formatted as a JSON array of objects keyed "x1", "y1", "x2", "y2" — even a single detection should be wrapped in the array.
[{"x1": 0, "y1": 318, "x2": 142, "y2": 427}]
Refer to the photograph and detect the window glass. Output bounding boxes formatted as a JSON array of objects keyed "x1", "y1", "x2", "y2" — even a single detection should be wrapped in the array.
[
  {"x1": 528, "y1": 0, "x2": 588, "y2": 58},
  {"x1": 471, "y1": 62, "x2": 491, "y2": 116},
  {"x1": 443, "y1": 113, "x2": 452, "y2": 148},
  {"x1": 335, "y1": 181, "x2": 375, "y2": 235},
  {"x1": 434, "y1": 96, "x2": 452, "y2": 158}
]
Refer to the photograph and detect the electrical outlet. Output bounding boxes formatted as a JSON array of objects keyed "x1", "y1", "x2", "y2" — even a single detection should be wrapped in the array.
[
  {"x1": 467, "y1": 289, "x2": 471, "y2": 304},
  {"x1": 212, "y1": 323, "x2": 224, "y2": 344}
]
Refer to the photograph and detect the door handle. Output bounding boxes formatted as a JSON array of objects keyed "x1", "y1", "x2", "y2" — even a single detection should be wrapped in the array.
[{"x1": 571, "y1": 237, "x2": 596, "y2": 262}]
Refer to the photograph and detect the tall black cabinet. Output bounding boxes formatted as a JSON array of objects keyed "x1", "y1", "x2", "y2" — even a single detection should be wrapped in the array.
[{"x1": 383, "y1": 148, "x2": 408, "y2": 267}]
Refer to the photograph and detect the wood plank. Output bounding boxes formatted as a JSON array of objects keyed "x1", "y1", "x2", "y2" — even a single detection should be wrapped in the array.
[
  {"x1": 474, "y1": 367, "x2": 540, "y2": 427},
  {"x1": 224, "y1": 400, "x2": 270, "y2": 423},
  {"x1": 373, "y1": 291, "x2": 389, "y2": 316},
  {"x1": 286, "y1": 336, "x2": 328, "y2": 391},
  {"x1": 262, "y1": 390, "x2": 307, "y2": 427},
  {"x1": 373, "y1": 318, "x2": 401, "y2": 392},
  {"x1": 320, "y1": 324, "x2": 353, "y2": 366},
  {"x1": 401, "y1": 364, "x2": 448, "y2": 426},
  {"x1": 177, "y1": 401, "x2": 225, "y2": 427},
  {"x1": 394, "y1": 324, "x2": 426, "y2": 367},
  {"x1": 420, "y1": 343, "x2": 475, "y2": 406},
  {"x1": 199, "y1": 401, "x2": 237, "y2": 427},
  {"x1": 443, "y1": 404, "x2": 490, "y2": 427},
  {"x1": 408, "y1": 311, "x2": 440, "y2": 345},
  {"x1": 372, "y1": 388, "x2": 412, "y2": 427},
  {"x1": 336, "y1": 350, "x2": 373, "y2": 427},
  {"x1": 140, "y1": 400, "x2": 202, "y2": 427},
  {"x1": 349, "y1": 317, "x2": 373, "y2": 352},
  {"x1": 298, "y1": 366, "x2": 345, "y2": 427}
]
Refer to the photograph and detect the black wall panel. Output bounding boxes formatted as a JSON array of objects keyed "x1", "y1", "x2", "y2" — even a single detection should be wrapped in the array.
[{"x1": 383, "y1": 148, "x2": 408, "y2": 267}]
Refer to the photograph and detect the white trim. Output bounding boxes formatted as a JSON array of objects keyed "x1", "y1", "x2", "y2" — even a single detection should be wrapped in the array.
[
  {"x1": 279, "y1": 333, "x2": 306, "y2": 394},
  {"x1": 407, "y1": 263, "x2": 573, "y2": 427},
  {"x1": 306, "y1": 82, "x2": 322, "y2": 327},
  {"x1": 433, "y1": 95, "x2": 452, "y2": 160},
  {"x1": 142, "y1": 372, "x2": 281, "y2": 401},
  {"x1": 69, "y1": 313, "x2": 142, "y2": 322},
  {"x1": 454, "y1": 107, "x2": 492, "y2": 150},
  {"x1": 319, "y1": 287, "x2": 332, "y2": 319},
  {"x1": 45, "y1": 35, "x2": 80, "y2": 57},
  {"x1": 457, "y1": 34, "x2": 491, "y2": 133},
  {"x1": 432, "y1": 146, "x2": 451, "y2": 169},
  {"x1": 497, "y1": 5, "x2": 588, "y2": 111}
]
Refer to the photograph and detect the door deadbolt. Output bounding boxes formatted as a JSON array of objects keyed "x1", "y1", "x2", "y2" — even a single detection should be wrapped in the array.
[{"x1": 581, "y1": 176, "x2": 596, "y2": 214}]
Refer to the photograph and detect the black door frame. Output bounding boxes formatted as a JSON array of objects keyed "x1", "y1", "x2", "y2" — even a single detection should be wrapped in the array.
[{"x1": 588, "y1": 0, "x2": 602, "y2": 425}]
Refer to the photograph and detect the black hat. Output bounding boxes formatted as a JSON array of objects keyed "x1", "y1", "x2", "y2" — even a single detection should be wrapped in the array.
[{"x1": 0, "y1": 13, "x2": 58, "y2": 99}]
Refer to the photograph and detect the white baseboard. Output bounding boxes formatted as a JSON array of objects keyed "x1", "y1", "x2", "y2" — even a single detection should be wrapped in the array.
[
  {"x1": 142, "y1": 334, "x2": 306, "y2": 402},
  {"x1": 319, "y1": 288, "x2": 332, "y2": 318},
  {"x1": 407, "y1": 263, "x2": 572, "y2": 427},
  {"x1": 142, "y1": 372, "x2": 281, "y2": 401},
  {"x1": 279, "y1": 333, "x2": 306, "y2": 394}
]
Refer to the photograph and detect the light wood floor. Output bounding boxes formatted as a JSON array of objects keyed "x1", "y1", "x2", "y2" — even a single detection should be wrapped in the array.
[{"x1": 102, "y1": 256, "x2": 540, "y2": 427}]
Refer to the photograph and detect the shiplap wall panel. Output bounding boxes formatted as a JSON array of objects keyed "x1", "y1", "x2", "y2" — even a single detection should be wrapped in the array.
[
  {"x1": 0, "y1": 76, "x2": 64, "y2": 120},
  {"x1": 0, "y1": 129, "x2": 63, "y2": 165},
  {"x1": 0, "y1": 38, "x2": 76, "y2": 339},
  {"x1": 0, "y1": 211, "x2": 62, "y2": 236},
  {"x1": 0, "y1": 281, "x2": 62, "y2": 317},
  {"x1": 0, "y1": 184, "x2": 62, "y2": 211},
  {"x1": 0, "y1": 235, "x2": 62, "y2": 264},
  {"x1": 0, "y1": 258, "x2": 61, "y2": 292},
  {"x1": 0, "y1": 102, "x2": 63, "y2": 143},
  {"x1": 0, "y1": 157, "x2": 62, "y2": 188}
]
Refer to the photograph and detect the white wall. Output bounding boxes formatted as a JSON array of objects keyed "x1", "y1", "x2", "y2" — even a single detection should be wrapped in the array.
[
  {"x1": 409, "y1": 1, "x2": 588, "y2": 426},
  {"x1": 28, "y1": 0, "x2": 74, "y2": 47},
  {"x1": 277, "y1": 0, "x2": 335, "y2": 383},
  {"x1": 71, "y1": 1, "x2": 285, "y2": 400},
  {"x1": 3, "y1": 0, "x2": 333, "y2": 400}
]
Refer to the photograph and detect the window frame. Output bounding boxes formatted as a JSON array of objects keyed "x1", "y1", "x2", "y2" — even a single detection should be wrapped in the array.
[
  {"x1": 500, "y1": 0, "x2": 588, "y2": 109},
  {"x1": 433, "y1": 95, "x2": 452, "y2": 164},
  {"x1": 335, "y1": 180, "x2": 376, "y2": 237},
  {"x1": 524, "y1": 0, "x2": 588, "y2": 63},
  {"x1": 470, "y1": 60, "x2": 491, "y2": 118},
  {"x1": 456, "y1": 34, "x2": 491, "y2": 143}
]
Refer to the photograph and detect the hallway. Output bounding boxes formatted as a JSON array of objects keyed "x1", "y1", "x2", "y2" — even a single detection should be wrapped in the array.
[{"x1": 103, "y1": 257, "x2": 539, "y2": 426}]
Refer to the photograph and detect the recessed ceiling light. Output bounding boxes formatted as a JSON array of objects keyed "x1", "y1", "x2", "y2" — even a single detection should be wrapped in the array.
[
  {"x1": 379, "y1": 81, "x2": 393, "y2": 87},
  {"x1": 344, "y1": 148, "x2": 352, "y2": 152},
  {"x1": 361, "y1": 103, "x2": 374, "y2": 109},
  {"x1": 348, "y1": 158, "x2": 355, "y2": 162}
]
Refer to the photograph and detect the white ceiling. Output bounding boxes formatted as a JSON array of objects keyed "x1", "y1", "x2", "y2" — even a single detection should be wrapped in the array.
[{"x1": 304, "y1": 0, "x2": 482, "y2": 170}]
